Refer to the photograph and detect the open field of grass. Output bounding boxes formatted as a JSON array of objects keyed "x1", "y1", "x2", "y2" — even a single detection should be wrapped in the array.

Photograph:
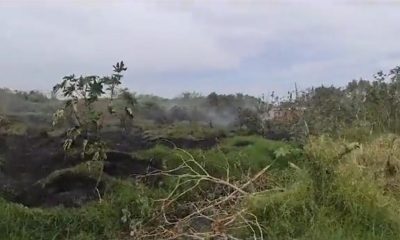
[{"x1": 2, "y1": 131, "x2": 400, "y2": 239}]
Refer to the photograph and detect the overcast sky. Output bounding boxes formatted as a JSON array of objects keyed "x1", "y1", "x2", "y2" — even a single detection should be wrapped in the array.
[{"x1": 1, "y1": 0, "x2": 400, "y2": 97}]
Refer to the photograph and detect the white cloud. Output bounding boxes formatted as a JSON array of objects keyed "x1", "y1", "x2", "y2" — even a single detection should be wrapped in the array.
[
  {"x1": 0, "y1": 0, "x2": 400, "y2": 96},
  {"x1": 0, "y1": 1, "x2": 239, "y2": 71}
]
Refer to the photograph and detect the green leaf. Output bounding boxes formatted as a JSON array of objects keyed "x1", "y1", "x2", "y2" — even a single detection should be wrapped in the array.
[
  {"x1": 274, "y1": 147, "x2": 290, "y2": 159},
  {"x1": 64, "y1": 84, "x2": 76, "y2": 97},
  {"x1": 89, "y1": 80, "x2": 105, "y2": 96}
]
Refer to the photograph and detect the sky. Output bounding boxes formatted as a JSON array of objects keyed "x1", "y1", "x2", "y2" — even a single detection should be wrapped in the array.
[{"x1": 1, "y1": 0, "x2": 400, "y2": 98}]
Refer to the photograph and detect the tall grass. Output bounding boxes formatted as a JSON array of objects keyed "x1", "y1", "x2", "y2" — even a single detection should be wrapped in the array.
[
  {"x1": 2, "y1": 135, "x2": 400, "y2": 239},
  {"x1": 245, "y1": 135, "x2": 400, "y2": 239}
]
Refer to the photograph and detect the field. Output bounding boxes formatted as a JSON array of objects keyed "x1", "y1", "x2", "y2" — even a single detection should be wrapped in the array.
[
  {"x1": 3, "y1": 122, "x2": 400, "y2": 240},
  {"x1": 2, "y1": 66, "x2": 400, "y2": 239}
]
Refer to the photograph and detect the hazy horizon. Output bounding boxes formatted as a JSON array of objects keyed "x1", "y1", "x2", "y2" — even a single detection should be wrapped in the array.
[{"x1": 1, "y1": 0, "x2": 400, "y2": 97}]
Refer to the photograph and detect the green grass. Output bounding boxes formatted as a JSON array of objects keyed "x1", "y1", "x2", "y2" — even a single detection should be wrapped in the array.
[
  {"x1": 2, "y1": 121, "x2": 28, "y2": 135},
  {"x1": 135, "y1": 135, "x2": 301, "y2": 178},
  {"x1": 141, "y1": 122, "x2": 226, "y2": 140},
  {"x1": 3, "y1": 134, "x2": 400, "y2": 239},
  {"x1": 0, "y1": 180, "x2": 160, "y2": 240},
  {"x1": 243, "y1": 135, "x2": 400, "y2": 239}
]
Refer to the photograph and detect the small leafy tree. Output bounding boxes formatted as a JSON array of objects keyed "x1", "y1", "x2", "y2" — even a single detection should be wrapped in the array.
[{"x1": 52, "y1": 61, "x2": 134, "y2": 160}]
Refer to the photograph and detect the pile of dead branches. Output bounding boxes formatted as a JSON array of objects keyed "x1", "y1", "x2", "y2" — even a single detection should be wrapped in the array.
[{"x1": 130, "y1": 149, "x2": 275, "y2": 240}]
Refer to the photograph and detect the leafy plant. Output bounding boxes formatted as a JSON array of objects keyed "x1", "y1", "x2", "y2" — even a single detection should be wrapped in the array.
[
  {"x1": 274, "y1": 147, "x2": 290, "y2": 159},
  {"x1": 52, "y1": 61, "x2": 134, "y2": 160}
]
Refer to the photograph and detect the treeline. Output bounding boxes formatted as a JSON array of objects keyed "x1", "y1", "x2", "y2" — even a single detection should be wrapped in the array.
[
  {"x1": 0, "y1": 88, "x2": 57, "y2": 113},
  {"x1": 3, "y1": 65, "x2": 400, "y2": 140},
  {"x1": 0, "y1": 88, "x2": 262, "y2": 129},
  {"x1": 288, "y1": 66, "x2": 400, "y2": 140}
]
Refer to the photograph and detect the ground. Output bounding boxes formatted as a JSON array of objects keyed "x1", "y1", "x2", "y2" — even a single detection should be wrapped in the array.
[
  {"x1": 0, "y1": 119, "x2": 299, "y2": 239},
  {"x1": 2, "y1": 120, "x2": 400, "y2": 239}
]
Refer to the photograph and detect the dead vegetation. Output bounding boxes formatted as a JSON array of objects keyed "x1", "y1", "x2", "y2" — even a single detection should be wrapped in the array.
[{"x1": 126, "y1": 149, "x2": 273, "y2": 240}]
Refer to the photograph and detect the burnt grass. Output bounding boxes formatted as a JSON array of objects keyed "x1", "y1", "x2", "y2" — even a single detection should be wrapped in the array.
[
  {"x1": 0, "y1": 131, "x2": 221, "y2": 208},
  {"x1": 13, "y1": 173, "x2": 106, "y2": 208}
]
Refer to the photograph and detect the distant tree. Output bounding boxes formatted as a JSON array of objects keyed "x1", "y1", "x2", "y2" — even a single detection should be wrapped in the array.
[
  {"x1": 207, "y1": 92, "x2": 219, "y2": 107},
  {"x1": 181, "y1": 91, "x2": 202, "y2": 100}
]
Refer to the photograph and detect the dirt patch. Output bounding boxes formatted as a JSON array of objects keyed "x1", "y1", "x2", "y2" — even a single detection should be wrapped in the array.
[
  {"x1": 264, "y1": 130, "x2": 292, "y2": 141},
  {"x1": 101, "y1": 131, "x2": 156, "y2": 152},
  {"x1": 104, "y1": 151, "x2": 159, "y2": 176},
  {"x1": 103, "y1": 151, "x2": 162, "y2": 186},
  {"x1": 0, "y1": 130, "x2": 219, "y2": 208},
  {"x1": 13, "y1": 173, "x2": 105, "y2": 208},
  {"x1": 0, "y1": 131, "x2": 157, "y2": 185},
  {"x1": 1, "y1": 134, "x2": 80, "y2": 187},
  {"x1": 0, "y1": 132, "x2": 163, "y2": 208}
]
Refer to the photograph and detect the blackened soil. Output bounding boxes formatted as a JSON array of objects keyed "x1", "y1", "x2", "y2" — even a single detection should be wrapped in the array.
[
  {"x1": 1, "y1": 134, "x2": 80, "y2": 186},
  {"x1": 0, "y1": 133, "x2": 156, "y2": 208},
  {"x1": 101, "y1": 131, "x2": 221, "y2": 150},
  {"x1": 0, "y1": 130, "x2": 221, "y2": 208},
  {"x1": 13, "y1": 173, "x2": 105, "y2": 208},
  {"x1": 100, "y1": 131, "x2": 156, "y2": 152},
  {"x1": 264, "y1": 130, "x2": 293, "y2": 141},
  {"x1": 103, "y1": 151, "x2": 161, "y2": 178}
]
